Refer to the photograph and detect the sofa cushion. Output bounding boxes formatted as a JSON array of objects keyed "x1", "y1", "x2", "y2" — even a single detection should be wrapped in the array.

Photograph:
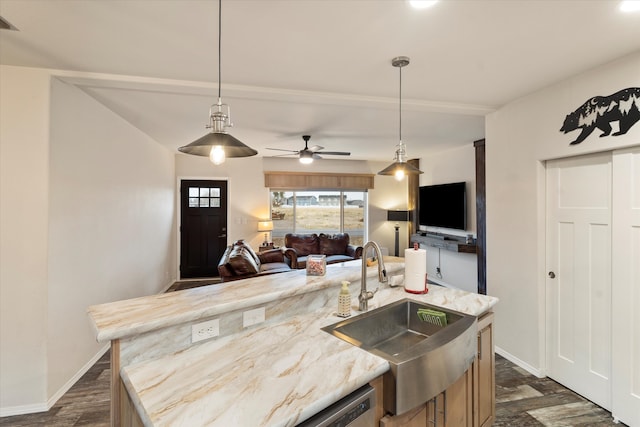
[
  {"x1": 259, "y1": 262, "x2": 291, "y2": 274},
  {"x1": 294, "y1": 255, "x2": 309, "y2": 269},
  {"x1": 257, "y1": 248, "x2": 285, "y2": 264},
  {"x1": 319, "y1": 233, "x2": 349, "y2": 256},
  {"x1": 227, "y1": 245, "x2": 259, "y2": 275},
  {"x1": 285, "y1": 233, "x2": 319, "y2": 257}
]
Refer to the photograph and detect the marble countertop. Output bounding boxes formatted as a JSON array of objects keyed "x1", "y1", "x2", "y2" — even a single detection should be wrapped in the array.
[
  {"x1": 88, "y1": 259, "x2": 406, "y2": 342},
  {"x1": 120, "y1": 280, "x2": 498, "y2": 426}
]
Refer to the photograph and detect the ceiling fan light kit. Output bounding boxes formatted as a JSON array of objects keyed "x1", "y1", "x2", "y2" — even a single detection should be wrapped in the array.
[
  {"x1": 266, "y1": 134, "x2": 350, "y2": 164},
  {"x1": 178, "y1": 0, "x2": 257, "y2": 164},
  {"x1": 378, "y1": 56, "x2": 424, "y2": 180}
]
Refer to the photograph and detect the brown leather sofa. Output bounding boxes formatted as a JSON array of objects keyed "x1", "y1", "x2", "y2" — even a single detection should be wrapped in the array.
[
  {"x1": 283, "y1": 233, "x2": 363, "y2": 269},
  {"x1": 217, "y1": 240, "x2": 291, "y2": 282}
]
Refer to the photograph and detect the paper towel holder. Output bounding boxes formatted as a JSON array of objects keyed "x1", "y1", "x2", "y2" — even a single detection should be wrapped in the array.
[{"x1": 387, "y1": 210, "x2": 411, "y2": 256}]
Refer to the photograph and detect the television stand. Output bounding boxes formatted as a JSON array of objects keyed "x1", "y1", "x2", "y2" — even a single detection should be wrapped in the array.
[
  {"x1": 411, "y1": 233, "x2": 477, "y2": 254},
  {"x1": 424, "y1": 232, "x2": 446, "y2": 240}
]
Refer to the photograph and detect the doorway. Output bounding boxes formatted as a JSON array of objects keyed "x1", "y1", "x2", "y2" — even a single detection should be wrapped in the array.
[{"x1": 179, "y1": 179, "x2": 228, "y2": 279}]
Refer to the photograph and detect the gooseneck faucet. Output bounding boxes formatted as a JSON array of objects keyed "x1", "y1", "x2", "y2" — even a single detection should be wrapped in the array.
[{"x1": 359, "y1": 241, "x2": 388, "y2": 311}]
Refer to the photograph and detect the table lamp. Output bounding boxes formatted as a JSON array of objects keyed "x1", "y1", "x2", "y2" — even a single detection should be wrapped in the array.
[
  {"x1": 257, "y1": 220, "x2": 274, "y2": 246},
  {"x1": 387, "y1": 210, "x2": 410, "y2": 256}
]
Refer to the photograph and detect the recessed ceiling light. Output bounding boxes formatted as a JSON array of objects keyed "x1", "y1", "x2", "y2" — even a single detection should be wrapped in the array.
[
  {"x1": 409, "y1": 0, "x2": 438, "y2": 10},
  {"x1": 620, "y1": 0, "x2": 640, "y2": 12}
]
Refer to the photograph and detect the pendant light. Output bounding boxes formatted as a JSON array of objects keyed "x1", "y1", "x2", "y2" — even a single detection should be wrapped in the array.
[
  {"x1": 178, "y1": 0, "x2": 257, "y2": 164},
  {"x1": 377, "y1": 56, "x2": 423, "y2": 180}
]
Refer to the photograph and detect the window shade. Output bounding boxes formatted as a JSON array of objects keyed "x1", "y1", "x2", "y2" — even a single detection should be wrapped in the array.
[{"x1": 264, "y1": 172, "x2": 374, "y2": 190}]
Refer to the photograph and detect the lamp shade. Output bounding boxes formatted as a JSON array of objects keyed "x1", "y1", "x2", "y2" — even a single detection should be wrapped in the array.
[
  {"x1": 179, "y1": 132, "x2": 258, "y2": 158},
  {"x1": 257, "y1": 220, "x2": 274, "y2": 232},
  {"x1": 387, "y1": 210, "x2": 410, "y2": 222},
  {"x1": 378, "y1": 161, "x2": 423, "y2": 177}
]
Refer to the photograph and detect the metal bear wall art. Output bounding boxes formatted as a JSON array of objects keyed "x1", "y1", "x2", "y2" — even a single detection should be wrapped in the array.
[{"x1": 560, "y1": 87, "x2": 640, "y2": 145}]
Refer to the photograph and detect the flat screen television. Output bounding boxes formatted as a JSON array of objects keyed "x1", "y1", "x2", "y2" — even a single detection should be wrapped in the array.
[{"x1": 419, "y1": 181, "x2": 467, "y2": 230}]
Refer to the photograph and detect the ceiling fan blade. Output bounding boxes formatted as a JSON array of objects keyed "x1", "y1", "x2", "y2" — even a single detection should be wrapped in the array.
[
  {"x1": 308, "y1": 145, "x2": 324, "y2": 152},
  {"x1": 270, "y1": 153, "x2": 297, "y2": 158},
  {"x1": 312, "y1": 154, "x2": 323, "y2": 159},
  {"x1": 317, "y1": 151, "x2": 351, "y2": 156},
  {"x1": 266, "y1": 147, "x2": 299, "y2": 153}
]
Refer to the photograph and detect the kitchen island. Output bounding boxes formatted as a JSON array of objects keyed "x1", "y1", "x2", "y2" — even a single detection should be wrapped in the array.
[{"x1": 88, "y1": 258, "x2": 498, "y2": 426}]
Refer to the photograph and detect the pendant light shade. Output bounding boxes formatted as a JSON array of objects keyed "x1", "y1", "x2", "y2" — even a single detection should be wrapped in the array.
[
  {"x1": 378, "y1": 56, "x2": 423, "y2": 180},
  {"x1": 178, "y1": 115, "x2": 258, "y2": 158},
  {"x1": 178, "y1": 0, "x2": 257, "y2": 163},
  {"x1": 180, "y1": 133, "x2": 257, "y2": 157}
]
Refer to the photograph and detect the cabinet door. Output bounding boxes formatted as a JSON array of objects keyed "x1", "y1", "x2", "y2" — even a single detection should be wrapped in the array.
[
  {"x1": 380, "y1": 404, "x2": 428, "y2": 427},
  {"x1": 424, "y1": 369, "x2": 473, "y2": 427},
  {"x1": 475, "y1": 312, "x2": 495, "y2": 427},
  {"x1": 380, "y1": 372, "x2": 471, "y2": 427},
  {"x1": 426, "y1": 392, "x2": 444, "y2": 427}
]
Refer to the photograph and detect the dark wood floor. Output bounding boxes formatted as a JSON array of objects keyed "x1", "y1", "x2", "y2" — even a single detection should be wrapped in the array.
[
  {"x1": 1, "y1": 351, "x2": 623, "y2": 426},
  {"x1": 0, "y1": 279, "x2": 623, "y2": 426},
  {"x1": 494, "y1": 355, "x2": 624, "y2": 426}
]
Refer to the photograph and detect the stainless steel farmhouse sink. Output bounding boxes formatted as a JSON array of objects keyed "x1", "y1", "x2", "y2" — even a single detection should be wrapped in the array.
[{"x1": 322, "y1": 298, "x2": 477, "y2": 415}]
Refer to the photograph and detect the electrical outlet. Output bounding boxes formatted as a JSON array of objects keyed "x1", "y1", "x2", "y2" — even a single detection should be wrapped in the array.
[
  {"x1": 243, "y1": 307, "x2": 265, "y2": 328},
  {"x1": 191, "y1": 319, "x2": 219, "y2": 343}
]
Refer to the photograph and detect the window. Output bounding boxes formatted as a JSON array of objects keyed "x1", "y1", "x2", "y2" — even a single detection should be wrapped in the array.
[{"x1": 270, "y1": 190, "x2": 366, "y2": 247}]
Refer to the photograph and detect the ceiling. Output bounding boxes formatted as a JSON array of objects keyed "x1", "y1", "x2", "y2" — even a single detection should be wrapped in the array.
[{"x1": 1, "y1": 0, "x2": 639, "y2": 161}]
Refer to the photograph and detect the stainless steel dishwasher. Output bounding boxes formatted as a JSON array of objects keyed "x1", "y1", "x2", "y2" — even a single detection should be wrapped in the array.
[{"x1": 296, "y1": 385, "x2": 376, "y2": 427}]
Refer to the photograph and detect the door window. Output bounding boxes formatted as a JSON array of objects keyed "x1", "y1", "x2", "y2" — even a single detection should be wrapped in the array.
[{"x1": 188, "y1": 187, "x2": 221, "y2": 208}]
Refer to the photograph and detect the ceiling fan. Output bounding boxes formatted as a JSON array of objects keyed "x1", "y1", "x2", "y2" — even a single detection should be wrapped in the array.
[{"x1": 266, "y1": 135, "x2": 351, "y2": 164}]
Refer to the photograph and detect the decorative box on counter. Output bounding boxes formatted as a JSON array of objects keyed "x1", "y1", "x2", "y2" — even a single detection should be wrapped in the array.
[{"x1": 306, "y1": 254, "x2": 326, "y2": 276}]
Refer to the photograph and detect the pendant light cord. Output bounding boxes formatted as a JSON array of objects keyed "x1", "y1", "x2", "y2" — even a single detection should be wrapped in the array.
[
  {"x1": 218, "y1": 0, "x2": 222, "y2": 101},
  {"x1": 399, "y1": 65, "x2": 402, "y2": 143}
]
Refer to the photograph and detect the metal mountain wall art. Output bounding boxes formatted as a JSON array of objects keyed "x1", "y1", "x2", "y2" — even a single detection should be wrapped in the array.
[{"x1": 560, "y1": 87, "x2": 640, "y2": 145}]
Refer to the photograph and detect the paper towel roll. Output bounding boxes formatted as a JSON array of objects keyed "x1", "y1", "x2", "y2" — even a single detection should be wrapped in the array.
[{"x1": 404, "y1": 247, "x2": 428, "y2": 294}]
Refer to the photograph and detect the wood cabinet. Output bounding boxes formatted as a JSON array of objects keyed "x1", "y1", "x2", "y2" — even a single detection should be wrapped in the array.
[
  {"x1": 474, "y1": 312, "x2": 495, "y2": 427},
  {"x1": 378, "y1": 311, "x2": 495, "y2": 427}
]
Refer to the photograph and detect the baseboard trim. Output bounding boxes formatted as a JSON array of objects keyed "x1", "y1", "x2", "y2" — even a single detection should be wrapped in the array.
[
  {"x1": 0, "y1": 402, "x2": 49, "y2": 417},
  {"x1": 495, "y1": 346, "x2": 546, "y2": 378},
  {"x1": 0, "y1": 344, "x2": 110, "y2": 417},
  {"x1": 160, "y1": 279, "x2": 175, "y2": 293}
]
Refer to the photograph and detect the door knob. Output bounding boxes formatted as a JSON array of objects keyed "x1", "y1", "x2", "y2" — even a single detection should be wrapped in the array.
[
  {"x1": 218, "y1": 234, "x2": 227, "y2": 238},
  {"x1": 548, "y1": 271, "x2": 556, "y2": 279}
]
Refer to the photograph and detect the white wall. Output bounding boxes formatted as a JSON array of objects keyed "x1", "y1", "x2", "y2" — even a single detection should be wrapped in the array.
[
  {"x1": 46, "y1": 78, "x2": 176, "y2": 398},
  {"x1": 0, "y1": 66, "x2": 51, "y2": 413},
  {"x1": 486, "y1": 52, "x2": 640, "y2": 372},
  {"x1": 0, "y1": 66, "x2": 176, "y2": 415},
  {"x1": 418, "y1": 143, "x2": 477, "y2": 234},
  {"x1": 417, "y1": 144, "x2": 478, "y2": 292}
]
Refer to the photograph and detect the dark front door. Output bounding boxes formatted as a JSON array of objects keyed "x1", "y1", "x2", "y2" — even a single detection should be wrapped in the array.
[{"x1": 180, "y1": 180, "x2": 228, "y2": 279}]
